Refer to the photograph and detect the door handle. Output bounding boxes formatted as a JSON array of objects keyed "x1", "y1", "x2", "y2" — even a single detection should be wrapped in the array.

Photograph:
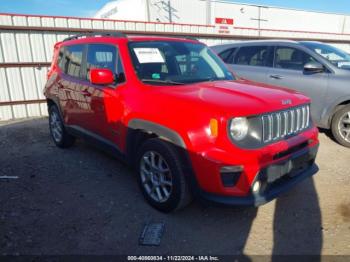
[
  {"x1": 81, "y1": 90, "x2": 91, "y2": 97},
  {"x1": 270, "y1": 74, "x2": 283, "y2": 80}
]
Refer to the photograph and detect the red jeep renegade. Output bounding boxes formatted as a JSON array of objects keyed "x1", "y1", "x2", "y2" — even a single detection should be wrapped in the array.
[{"x1": 44, "y1": 32, "x2": 319, "y2": 212}]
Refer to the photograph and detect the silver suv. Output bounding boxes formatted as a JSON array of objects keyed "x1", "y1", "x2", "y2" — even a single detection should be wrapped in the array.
[{"x1": 212, "y1": 40, "x2": 350, "y2": 147}]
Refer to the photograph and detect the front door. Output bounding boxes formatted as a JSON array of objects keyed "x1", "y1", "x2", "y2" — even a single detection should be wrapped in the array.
[
  {"x1": 267, "y1": 45, "x2": 329, "y2": 124},
  {"x1": 81, "y1": 43, "x2": 126, "y2": 148}
]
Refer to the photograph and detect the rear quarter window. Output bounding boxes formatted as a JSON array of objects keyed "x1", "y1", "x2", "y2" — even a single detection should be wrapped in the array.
[{"x1": 57, "y1": 47, "x2": 66, "y2": 72}]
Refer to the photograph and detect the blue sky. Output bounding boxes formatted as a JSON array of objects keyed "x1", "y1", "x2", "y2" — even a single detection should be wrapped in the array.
[
  {"x1": 0, "y1": 0, "x2": 111, "y2": 17},
  {"x1": 237, "y1": 0, "x2": 350, "y2": 14},
  {"x1": 0, "y1": 0, "x2": 349, "y2": 17}
]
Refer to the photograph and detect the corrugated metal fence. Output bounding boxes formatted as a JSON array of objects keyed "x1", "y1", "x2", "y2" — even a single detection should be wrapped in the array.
[{"x1": 1, "y1": 13, "x2": 350, "y2": 121}]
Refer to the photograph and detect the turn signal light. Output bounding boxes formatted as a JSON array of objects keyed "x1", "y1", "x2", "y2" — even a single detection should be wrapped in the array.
[{"x1": 209, "y1": 118, "x2": 218, "y2": 137}]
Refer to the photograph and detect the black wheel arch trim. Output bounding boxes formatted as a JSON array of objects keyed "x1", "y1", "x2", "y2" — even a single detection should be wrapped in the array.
[
  {"x1": 126, "y1": 119, "x2": 202, "y2": 193},
  {"x1": 46, "y1": 96, "x2": 64, "y2": 120},
  {"x1": 127, "y1": 119, "x2": 187, "y2": 149}
]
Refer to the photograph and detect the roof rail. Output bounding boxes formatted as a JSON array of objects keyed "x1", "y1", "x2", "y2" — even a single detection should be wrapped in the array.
[
  {"x1": 125, "y1": 34, "x2": 198, "y2": 42},
  {"x1": 165, "y1": 35, "x2": 198, "y2": 41},
  {"x1": 63, "y1": 32, "x2": 126, "y2": 42},
  {"x1": 181, "y1": 36, "x2": 199, "y2": 41}
]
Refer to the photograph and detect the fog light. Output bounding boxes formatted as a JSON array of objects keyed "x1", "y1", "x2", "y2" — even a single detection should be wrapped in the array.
[{"x1": 252, "y1": 181, "x2": 261, "y2": 193}]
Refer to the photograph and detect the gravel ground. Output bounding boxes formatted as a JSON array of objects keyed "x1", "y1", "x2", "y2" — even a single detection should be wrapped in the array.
[{"x1": 0, "y1": 118, "x2": 349, "y2": 256}]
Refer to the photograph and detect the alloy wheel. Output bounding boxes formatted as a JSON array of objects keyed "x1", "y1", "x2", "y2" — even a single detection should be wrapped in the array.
[
  {"x1": 338, "y1": 111, "x2": 350, "y2": 142},
  {"x1": 140, "y1": 151, "x2": 173, "y2": 203},
  {"x1": 50, "y1": 110, "x2": 63, "y2": 143}
]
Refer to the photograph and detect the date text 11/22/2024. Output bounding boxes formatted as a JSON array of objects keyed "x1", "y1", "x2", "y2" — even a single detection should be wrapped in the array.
[{"x1": 127, "y1": 256, "x2": 219, "y2": 261}]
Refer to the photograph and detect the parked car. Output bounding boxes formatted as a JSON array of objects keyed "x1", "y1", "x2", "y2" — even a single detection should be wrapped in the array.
[
  {"x1": 212, "y1": 40, "x2": 350, "y2": 147},
  {"x1": 44, "y1": 33, "x2": 319, "y2": 212}
]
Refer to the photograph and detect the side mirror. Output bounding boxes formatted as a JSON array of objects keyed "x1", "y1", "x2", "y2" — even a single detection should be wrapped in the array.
[
  {"x1": 89, "y1": 68, "x2": 115, "y2": 85},
  {"x1": 304, "y1": 62, "x2": 324, "y2": 73}
]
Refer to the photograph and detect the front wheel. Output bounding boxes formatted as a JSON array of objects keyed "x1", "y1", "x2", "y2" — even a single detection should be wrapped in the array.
[
  {"x1": 331, "y1": 105, "x2": 350, "y2": 148},
  {"x1": 136, "y1": 138, "x2": 192, "y2": 212}
]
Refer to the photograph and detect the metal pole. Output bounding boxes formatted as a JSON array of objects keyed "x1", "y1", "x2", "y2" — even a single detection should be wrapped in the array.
[
  {"x1": 146, "y1": 0, "x2": 151, "y2": 22},
  {"x1": 250, "y1": 4, "x2": 268, "y2": 38},
  {"x1": 342, "y1": 15, "x2": 346, "y2": 34},
  {"x1": 206, "y1": 0, "x2": 211, "y2": 25},
  {"x1": 168, "y1": 0, "x2": 172, "y2": 23},
  {"x1": 258, "y1": 6, "x2": 261, "y2": 37}
]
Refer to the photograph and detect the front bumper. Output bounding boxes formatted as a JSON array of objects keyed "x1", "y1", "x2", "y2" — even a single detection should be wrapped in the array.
[{"x1": 196, "y1": 143, "x2": 319, "y2": 206}]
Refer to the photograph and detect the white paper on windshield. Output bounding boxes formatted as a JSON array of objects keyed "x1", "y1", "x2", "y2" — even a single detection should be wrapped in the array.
[{"x1": 134, "y1": 48, "x2": 165, "y2": 63}]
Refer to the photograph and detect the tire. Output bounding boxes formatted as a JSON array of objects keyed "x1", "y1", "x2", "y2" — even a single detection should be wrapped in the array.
[
  {"x1": 331, "y1": 105, "x2": 350, "y2": 148},
  {"x1": 136, "y1": 138, "x2": 192, "y2": 212},
  {"x1": 48, "y1": 105, "x2": 75, "y2": 148}
]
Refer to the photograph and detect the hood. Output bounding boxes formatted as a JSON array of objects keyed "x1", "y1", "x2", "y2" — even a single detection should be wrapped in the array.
[{"x1": 152, "y1": 79, "x2": 310, "y2": 117}]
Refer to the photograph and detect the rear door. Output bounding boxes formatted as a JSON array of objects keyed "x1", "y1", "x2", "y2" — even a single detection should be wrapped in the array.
[
  {"x1": 267, "y1": 45, "x2": 329, "y2": 123},
  {"x1": 57, "y1": 44, "x2": 87, "y2": 127},
  {"x1": 225, "y1": 45, "x2": 273, "y2": 83}
]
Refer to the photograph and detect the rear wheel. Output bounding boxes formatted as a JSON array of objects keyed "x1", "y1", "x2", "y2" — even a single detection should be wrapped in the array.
[
  {"x1": 136, "y1": 138, "x2": 192, "y2": 212},
  {"x1": 48, "y1": 105, "x2": 75, "y2": 148},
  {"x1": 331, "y1": 105, "x2": 350, "y2": 148}
]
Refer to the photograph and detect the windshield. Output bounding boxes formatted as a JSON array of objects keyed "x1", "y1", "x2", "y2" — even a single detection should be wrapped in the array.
[
  {"x1": 128, "y1": 40, "x2": 235, "y2": 85},
  {"x1": 302, "y1": 42, "x2": 350, "y2": 70}
]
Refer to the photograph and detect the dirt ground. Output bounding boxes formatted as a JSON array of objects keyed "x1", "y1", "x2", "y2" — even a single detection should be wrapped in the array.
[{"x1": 0, "y1": 118, "x2": 349, "y2": 257}]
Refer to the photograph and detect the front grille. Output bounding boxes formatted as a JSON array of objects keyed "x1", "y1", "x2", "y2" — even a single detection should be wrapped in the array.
[{"x1": 262, "y1": 104, "x2": 310, "y2": 143}]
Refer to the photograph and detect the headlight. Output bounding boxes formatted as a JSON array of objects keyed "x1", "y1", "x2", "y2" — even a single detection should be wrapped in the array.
[{"x1": 229, "y1": 117, "x2": 249, "y2": 141}]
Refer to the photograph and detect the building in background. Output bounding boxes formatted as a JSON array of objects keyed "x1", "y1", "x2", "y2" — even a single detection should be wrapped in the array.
[
  {"x1": 94, "y1": 0, "x2": 350, "y2": 53},
  {"x1": 95, "y1": 0, "x2": 350, "y2": 36}
]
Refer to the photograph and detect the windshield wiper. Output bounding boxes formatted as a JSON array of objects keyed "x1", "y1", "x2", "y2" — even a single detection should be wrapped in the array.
[
  {"x1": 141, "y1": 79, "x2": 185, "y2": 85},
  {"x1": 187, "y1": 77, "x2": 221, "y2": 83}
]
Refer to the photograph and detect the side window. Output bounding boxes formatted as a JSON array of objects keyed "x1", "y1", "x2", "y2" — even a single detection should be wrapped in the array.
[
  {"x1": 234, "y1": 46, "x2": 272, "y2": 67},
  {"x1": 86, "y1": 44, "x2": 126, "y2": 84},
  {"x1": 87, "y1": 44, "x2": 115, "y2": 79},
  {"x1": 65, "y1": 45, "x2": 84, "y2": 78},
  {"x1": 274, "y1": 47, "x2": 316, "y2": 71},
  {"x1": 218, "y1": 48, "x2": 236, "y2": 63}
]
